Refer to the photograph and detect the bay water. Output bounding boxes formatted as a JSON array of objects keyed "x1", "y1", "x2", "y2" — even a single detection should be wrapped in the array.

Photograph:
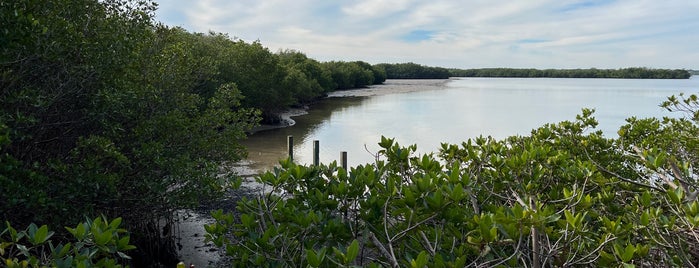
[{"x1": 240, "y1": 77, "x2": 699, "y2": 171}]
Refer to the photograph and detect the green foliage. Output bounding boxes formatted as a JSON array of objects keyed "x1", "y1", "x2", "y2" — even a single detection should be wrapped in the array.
[
  {"x1": 353, "y1": 60, "x2": 387, "y2": 85},
  {"x1": 1, "y1": 0, "x2": 391, "y2": 263},
  {"x1": 1, "y1": 216, "x2": 135, "y2": 268},
  {"x1": 277, "y1": 50, "x2": 335, "y2": 103},
  {"x1": 449, "y1": 67, "x2": 691, "y2": 79},
  {"x1": 376, "y1": 62, "x2": 451, "y2": 79},
  {"x1": 323, "y1": 61, "x2": 385, "y2": 90},
  {"x1": 216, "y1": 39, "x2": 292, "y2": 118},
  {"x1": 1, "y1": 2, "x2": 257, "y2": 265},
  {"x1": 207, "y1": 95, "x2": 699, "y2": 267}
]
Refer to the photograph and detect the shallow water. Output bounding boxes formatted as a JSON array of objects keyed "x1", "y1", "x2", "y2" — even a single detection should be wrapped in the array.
[{"x1": 240, "y1": 77, "x2": 699, "y2": 172}]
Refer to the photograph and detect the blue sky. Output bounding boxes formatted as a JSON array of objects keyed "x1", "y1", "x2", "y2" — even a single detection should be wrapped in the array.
[{"x1": 155, "y1": 0, "x2": 699, "y2": 69}]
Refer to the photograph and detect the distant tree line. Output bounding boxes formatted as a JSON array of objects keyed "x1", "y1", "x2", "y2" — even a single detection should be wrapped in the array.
[
  {"x1": 449, "y1": 67, "x2": 691, "y2": 79},
  {"x1": 375, "y1": 62, "x2": 451, "y2": 79},
  {"x1": 374, "y1": 64, "x2": 690, "y2": 79},
  {"x1": 323, "y1": 60, "x2": 387, "y2": 90}
]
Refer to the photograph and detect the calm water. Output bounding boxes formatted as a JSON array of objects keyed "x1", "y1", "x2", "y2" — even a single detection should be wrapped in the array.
[{"x1": 240, "y1": 77, "x2": 699, "y2": 171}]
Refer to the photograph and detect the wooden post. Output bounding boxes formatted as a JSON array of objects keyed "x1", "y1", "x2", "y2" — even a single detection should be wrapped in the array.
[
  {"x1": 340, "y1": 151, "x2": 348, "y2": 169},
  {"x1": 313, "y1": 140, "x2": 320, "y2": 166},
  {"x1": 287, "y1": 135, "x2": 294, "y2": 162}
]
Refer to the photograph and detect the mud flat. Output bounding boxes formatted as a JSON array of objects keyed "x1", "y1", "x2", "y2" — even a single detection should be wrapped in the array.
[{"x1": 328, "y1": 79, "x2": 452, "y2": 97}]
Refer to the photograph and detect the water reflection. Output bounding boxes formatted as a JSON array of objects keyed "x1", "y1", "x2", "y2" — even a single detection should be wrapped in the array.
[
  {"x1": 240, "y1": 97, "x2": 366, "y2": 171},
  {"x1": 238, "y1": 77, "x2": 699, "y2": 174}
]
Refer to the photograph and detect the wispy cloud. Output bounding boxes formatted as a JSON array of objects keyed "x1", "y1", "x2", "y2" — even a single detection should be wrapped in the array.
[
  {"x1": 558, "y1": 0, "x2": 615, "y2": 12},
  {"x1": 154, "y1": 0, "x2": 699, "y2": 69}
]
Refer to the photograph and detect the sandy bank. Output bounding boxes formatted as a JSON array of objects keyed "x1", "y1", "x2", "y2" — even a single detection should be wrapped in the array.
[{"x1": 327, "y1": 78, "x2": 453, "y2": 97}]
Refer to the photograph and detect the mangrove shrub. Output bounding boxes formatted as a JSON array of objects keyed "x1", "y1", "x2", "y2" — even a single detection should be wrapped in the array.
[{"x1": 207, "y1": 95, "x2": 699, "y2": 267}]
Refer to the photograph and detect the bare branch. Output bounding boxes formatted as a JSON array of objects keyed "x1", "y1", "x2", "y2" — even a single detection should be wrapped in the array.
[{"x1": 368, "y1": 231, "x2": 399, "y2": 268}]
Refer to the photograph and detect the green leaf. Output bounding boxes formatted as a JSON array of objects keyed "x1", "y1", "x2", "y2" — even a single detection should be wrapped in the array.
[
  {"x1": 600, "y1": 250, "x2": 615, "y2": 262},
  {"x1": 640, "y1": 211, "x2": 650, "y2": 226},
  {"x1": 72, "y1": 223, "x2": 87, "y2": 241},
  {"x1": 108, "y1": 217, "x2": 122, "y2": 230},
  {"x1": 564, "y1": 210, "x2": 578, "y2": 227},
  {"x1": 668, "y1": 187, "x2": 684, "y2": 205},
  {"x1": 306, "y1": 248, "x2": 326, "y2": 267},
  {"x1": 410, "y1": 251, "x2": 429, "y2": 268},
  {"x1": 204, "y1": 223, "x2": 217, "y2": 234},
  {"x1": 333, "y1": 247, "x2": 345, "y2": 263},
  {"x1": 640, "y1": 191, "x2": 651, "y2": 207},
  {"x1": 5, "y1": 222, "x2": 22, "y2": 242},
  {"x1": 404, "y1": 188, "x2": 416, "y2": 207},
  {"x1": 94, "y1": 230, "x2": 112, "y2": 246},
  {"x1": 622, "y1": 244, "x2": 635, "y2": 262},
  {"x1": 622, "y1": 263, "x2": 636, "y2": 268},
  {"x1": 30, "y1": 225, "x2": 53, "y2": 245},
  {"x1": 53, "y1": 242, "x2": 71, "y2": 258},
  {"x1": 614, "y1": 243, "x2": 636, "y2": 262},
  {"x1": 489, "y1": 227, "x2": 498, "y2": 242},
  {"x1": 346, "y1": 239, "x2": 359, "y2": 264},
  {"x1": 306, "y1": 249, "x2": 320, "y2": 267},
  {"x1": 563, "y1": 188, "x2": 573, "y2": 199},
  {"x1": 450, "y1": 183, "x2": 464, "y2": 201},
  {"x1": 27, "y1": 223, "x2": 38, "y2": 241},
  {"x1": 117, "y1": 236, "x2": 131, "y2": 250}
]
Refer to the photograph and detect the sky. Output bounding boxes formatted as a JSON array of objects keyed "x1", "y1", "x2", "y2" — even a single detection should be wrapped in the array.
[{"x1": 154, "y1": 0, "x2": 699, "y2": 69}]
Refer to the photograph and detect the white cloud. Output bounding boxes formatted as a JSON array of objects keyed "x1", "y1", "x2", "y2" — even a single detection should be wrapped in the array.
[
  {"x1": 155, "y1": 0, "x2": 699, "y2": 69},
  {"x1": 341, "y1": 0, "x2": 414, "y2": 18}
]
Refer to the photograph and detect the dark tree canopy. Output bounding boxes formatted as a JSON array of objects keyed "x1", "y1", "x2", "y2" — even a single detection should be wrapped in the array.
[
  {"x1": 376, "y1": 62, "x2": 451, "y2": 79},
  {"x1": 450, "y1": 67, "x2": 691, "y2": 79},
  {"x1": 322, "y1": 61, "x2": 386, "y2": 90}
]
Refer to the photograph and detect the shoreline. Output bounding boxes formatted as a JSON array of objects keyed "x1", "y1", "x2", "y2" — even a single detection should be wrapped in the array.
[
  {"x1": 248, "y1": 78, "x2": 455, "y2": 133},
  {"x1": 327, "y1": 78, "x2": 453, "y2": 97},
  {"x1": 247, "y1": 108, "x2": 308, "y2": 134}
]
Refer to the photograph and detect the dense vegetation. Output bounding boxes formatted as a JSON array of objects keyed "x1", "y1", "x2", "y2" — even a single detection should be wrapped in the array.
[
  {"x1": 376, "y1": 64, "x2": 691, "y2": 79},
  {"x1": 376, "y1": 63, "x2": 451, "y2": 79},
  {"x1": 0, "y1": 0, "x2": 384, "y2": 265},
  {"x1": 450, "y1": 67, "x2": 691, "y2": 79},
  {"x1": 375, "y1": 63, "x2": 692, "y2": 79},
  {"x1": 207, "y1": 95, "x2": 699, "y2": 267},
  {"x1": 1, "y1": 0, "x2": 261, "y2": 265},
  {"x1": 1, "y1": 217, "x2": 136, "y2": 267}
]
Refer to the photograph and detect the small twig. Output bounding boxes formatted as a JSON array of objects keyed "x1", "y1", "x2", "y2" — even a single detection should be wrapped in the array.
[
  {"x1": 481, "y1": 234, "x2": 523, "y2": 268},
  {"x1": 364, "y1": 144, "x2": 380, "y2": 162},
  {"x1": 568, "y1": 234, "x2": 615, "y2": 266},
  {"x1": 419, "y1": 230, "x2": 435, "y2": 256},
  {"x1": 631, "y1": 146, "x2": 678, "y2": 189},
  {"x1": 368, "y1": 231, "x2": 399, "y2": 268},
  {"x1": 391, "y1": 213, "x2": 439, "y2": 242},
  {"x1": 590, "y1": 157, "x2": 665, "y2": 192}
]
